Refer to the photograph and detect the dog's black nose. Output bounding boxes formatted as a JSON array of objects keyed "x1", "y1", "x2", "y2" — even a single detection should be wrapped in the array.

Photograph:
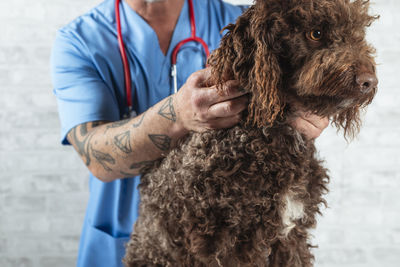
[{"x1": 356, "y1": 73, "x2": 378, "y2": 93}]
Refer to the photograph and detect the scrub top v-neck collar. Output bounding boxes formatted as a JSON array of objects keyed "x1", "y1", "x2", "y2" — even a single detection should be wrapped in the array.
[{"x1": 115, "y1": 0, "x2": 191, "y2": 84}]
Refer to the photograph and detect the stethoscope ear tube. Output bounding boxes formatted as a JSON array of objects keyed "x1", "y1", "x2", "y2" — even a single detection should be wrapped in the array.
[
  {"x1": 115, "y1": 0, "x2": 209, "y2": 115},
  {"x1": 170, "y1": 0, "x2": 210, "y2": 94},
  {"x1": 115, "y1": 0, "x2": 133, "y2": 117}
]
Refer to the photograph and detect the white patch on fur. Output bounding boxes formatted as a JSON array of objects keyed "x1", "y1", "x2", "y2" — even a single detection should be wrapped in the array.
[{"x1": 280, "y1": 193, "x2": 305, "y2": 237}]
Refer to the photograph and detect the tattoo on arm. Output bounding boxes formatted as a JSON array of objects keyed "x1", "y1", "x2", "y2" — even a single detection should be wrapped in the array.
[
  {"x1": 119, "y1": 160, "x2": 158, "y2": 177},
  {"x1": 114, "y1": 131, "x2": 133, "y2": 153},
  {"x1": 108, "y1": 114, "x2": 145, "y2": 154},
  {"x1": 80, "y1": 123, "x2": 89, "y2": 136},
  {"x1": 105, "y1": 112, "x2": 145, "y2": 131},
  {"x1": 91, "y1": 147, "x2": 116, "y2": 172},
  {"x1": 69, "y1": 120, "x2": 172, "y2": 177},
  {"x1": 92, "y1": 121, "x2": 104, "y2": 127},
  {"x1": 106, "y1": 119, "x2": 130, "y2": 129},
  {"x1": 68, "y1": 121, "x2": 107, "y2": 167},
  {"x1": 148, "y1": 134, "x2": 171, "y2": 151},
  {"x1": 158, "y1": 97, "x2": 176, "y2": 122},
  {"x1": 132, "y1": 113, "x2": 145, "y2": 128},
  {"x1": 71, "y1": 127, "x2": 94, "y2": 166}
]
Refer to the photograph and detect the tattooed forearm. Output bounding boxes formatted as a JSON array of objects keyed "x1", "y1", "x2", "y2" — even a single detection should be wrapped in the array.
[
  {"x1": 106, "y1": 119, "x2": 130, "y2": 129},
  {"x1": 114, "y1": 131, "x2": 133, "y2": 153},
  {"x1": 132, "y1": 113, "x2": 145, "y2": 128},
  {"x1": 148, "y1": 134, "x2": 171, "y2": 151},
  {"x1": 158, "y1": 97, "x2": 176, "y2": 122},
  {"x1": 69, "y1": 121, "x2": 106, "y2": 166},
  {"x1": 72, "y1": 127, "x2": 94, "y2": 166},
  {"x1": 91, "y1": 147, "x2": 116, "y2": 172},
  {"x1": 105, "y1": 112, "x2": 145, "y2": 130},
  {"x1": 92, "y1": 121, "x2": 104, "y2": 128},
  {"x1": 80, "y1": 123, "x2": 89, "y2": 136},
  {"x1": 66, "y1": 94, "x2": 184, "y2": 181},
  {"x1": 119, "y1": 160, "x2": 158, "y2": 177}
]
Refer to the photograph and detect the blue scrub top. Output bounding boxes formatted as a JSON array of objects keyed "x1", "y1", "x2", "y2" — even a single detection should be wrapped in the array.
[{"x1": 51, "y1": 0, "x2": 245, "y2": 266}]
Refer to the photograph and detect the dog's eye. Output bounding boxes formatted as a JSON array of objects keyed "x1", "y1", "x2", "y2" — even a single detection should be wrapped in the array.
[{"x1": 309, "y1": 30, "x2": 322, "y2": 41}]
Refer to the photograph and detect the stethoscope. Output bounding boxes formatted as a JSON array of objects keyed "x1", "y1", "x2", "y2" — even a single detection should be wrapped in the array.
[{"x1": 115, "y1": 0, "x2": 210, "y2": 118}]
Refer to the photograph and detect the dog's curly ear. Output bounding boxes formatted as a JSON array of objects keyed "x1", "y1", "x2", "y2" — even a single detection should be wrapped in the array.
[
  {"x1": 248, "y1": 15, "x2": 283, "y2": 128},
  {"x1": 208, "y1": 4, "x2": 284, "y2": 127}
]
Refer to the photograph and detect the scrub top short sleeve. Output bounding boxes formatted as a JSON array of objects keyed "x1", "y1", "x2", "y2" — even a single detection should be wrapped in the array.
[{"x1": 51, "y1": 29, "x2": 120, "y2": 145}]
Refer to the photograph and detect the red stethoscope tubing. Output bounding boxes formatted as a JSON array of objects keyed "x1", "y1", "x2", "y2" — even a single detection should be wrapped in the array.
[
  {"x1": 115, "y1": 0, "x2": 133, "y2": 111},
  {"x1": 115, "y1": 0, "x2": 209, "y2": 115},
  {"x1": 171, "y1": 0, "x2": 210, "y2": 65}
]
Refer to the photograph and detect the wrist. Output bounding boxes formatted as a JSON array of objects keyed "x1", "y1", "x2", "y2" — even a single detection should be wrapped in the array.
[
  {"x1": 170, "y1": 92, "x2": 190, "y2": 138},
  {"x1": 169, "y1": 120, "x2": 189, "y2": 139}
]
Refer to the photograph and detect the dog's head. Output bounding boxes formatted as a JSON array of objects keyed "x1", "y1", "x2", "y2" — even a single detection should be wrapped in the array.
[{"x1": 209, "y1": 0, "x2": 378, "y2": 138}]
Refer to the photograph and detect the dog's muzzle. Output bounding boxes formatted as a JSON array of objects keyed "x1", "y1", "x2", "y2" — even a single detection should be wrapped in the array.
[{"x1": 356, "y1": 72, "x2": 378, "y2": 94}]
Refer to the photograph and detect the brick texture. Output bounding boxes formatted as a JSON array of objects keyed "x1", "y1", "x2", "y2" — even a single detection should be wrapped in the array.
[{"x1": 0, "y1": 0, "x2": 398, "y2": 266}]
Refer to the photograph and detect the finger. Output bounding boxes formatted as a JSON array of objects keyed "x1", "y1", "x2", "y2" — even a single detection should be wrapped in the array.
[
  {"x1": 290, "y1": 119, "x2": 318, "y2": 140},
  {"x1": 303, "y1": 113, "x2": 330, "y2": 130},
  {"x1": 197, "y1": 114, "x2": 242, "y2": 131},
  {"x1": 207, "y1": 95, "x2": 248, "y2": 118},
  {"x1": 205, "y1": 80, "x2": 247, "y2": 104},
  {"x1": 188, "y1": 67, "x2": 212, "y2": 86}
]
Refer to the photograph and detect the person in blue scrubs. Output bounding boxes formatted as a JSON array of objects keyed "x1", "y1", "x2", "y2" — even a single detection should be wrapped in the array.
[{"x1": 51, "y1": 0, "x2": 329, "y2": 266}]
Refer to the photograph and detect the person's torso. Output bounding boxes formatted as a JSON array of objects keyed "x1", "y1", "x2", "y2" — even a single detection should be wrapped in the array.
[{"x1": 59, "y1": 0, "x2": 246, "y2": 266}]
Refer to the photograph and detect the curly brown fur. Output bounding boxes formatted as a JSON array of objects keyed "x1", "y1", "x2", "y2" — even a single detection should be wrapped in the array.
[
  {"x1": 124, "y1": 0, "x2": 378, "y2": 266},
  {"x1": 210, "y1": 0, "x2": 377, "y2": 138}
]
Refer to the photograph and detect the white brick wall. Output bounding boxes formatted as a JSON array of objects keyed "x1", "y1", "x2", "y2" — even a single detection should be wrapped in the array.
[
  {"x1": 311, "y1": 1, "x2": 400, "y2": 266},
  {"x1": 0, "y1": 1, "x2": 98, "y2": 266},
  {"x1": 0, "y1": 0, "x2": 398, "y2": 266}
]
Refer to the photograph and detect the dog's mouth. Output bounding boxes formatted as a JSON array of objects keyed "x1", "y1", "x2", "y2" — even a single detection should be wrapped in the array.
[
  {"x1": 301, "y1": 86, "x2": 376, "y2": 138},
  {"x1": 329, "y1": 85, "x2": 376, "y2": 112},
  {"x1": 341, "y1": 87, "x2": 376, "y2": 109},
  {"x1": 288, "y1": 85, "x2": 375, "y2": 115},
  {"x1": 294, "y1": 86, "x2": 376, "y2": 118},
  {"x1": 289, "y1": 62, "x2": 378, "y2": 115},
  {"x1": 286, "y1": 69, "x2": 377, "y2": 139}
]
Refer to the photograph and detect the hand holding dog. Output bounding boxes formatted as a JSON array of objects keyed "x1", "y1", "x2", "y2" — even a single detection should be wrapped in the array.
[
  {"x1": 291, "y1": 112, "x2": 330, "y2": 140},
  {"x1": 174, "y1": 68, "x2": 248, "y2": 133},
  {"x1": 175, "y1": 68, "x2": 328, "y2": 139}
]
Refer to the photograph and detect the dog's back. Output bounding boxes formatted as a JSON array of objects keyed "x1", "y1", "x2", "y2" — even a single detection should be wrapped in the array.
[
  {"x1": 124, "y1": 124, "x2": 328, "y2": 266},
  {"x1": 124, "y1": 0, "x2": 378, "y2": 265}
]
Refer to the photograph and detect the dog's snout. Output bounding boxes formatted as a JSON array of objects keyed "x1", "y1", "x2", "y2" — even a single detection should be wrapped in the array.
[{"x1": 356, "y1": 73, "x2": 378, "y2": 93}]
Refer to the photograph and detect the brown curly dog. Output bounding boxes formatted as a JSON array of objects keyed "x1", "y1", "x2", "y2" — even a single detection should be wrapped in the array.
[{"x1": 124, "y1": 0, "x2": 378, "y2": 266}]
